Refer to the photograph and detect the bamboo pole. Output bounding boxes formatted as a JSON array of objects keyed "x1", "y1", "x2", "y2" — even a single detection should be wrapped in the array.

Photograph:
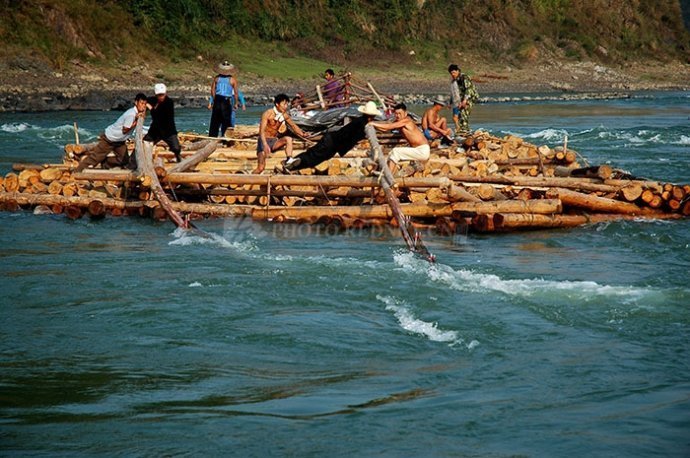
[
  {"x1": 316, "y1": 85, "x2": 326, "y2": 109},
  {"x1": 367, "y1": 82, "x2": 389, "y2": 111}
]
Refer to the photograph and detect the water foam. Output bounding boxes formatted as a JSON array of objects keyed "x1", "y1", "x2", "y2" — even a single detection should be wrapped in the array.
[
  {"x1": 377, "y1": 295, "x2": 466, "y2": 346},
  {"x1": 1, "y1": 122, "x2": 96, "y2": 143},
  {"x1": 169, "y1": 227, "x2": 256, "y2": 252},
  {"x1": 677, "y1": 135, "x2": 690, "y2": 146},
  {"x1": 520, "y1": 128, "x2": 569, "y2": 141},
  {"x1": 1, "y1": 122, "x2": 31, "y2": 133},
  {"x1": 393, "y1": 251, "x2": 654, "y2": 303}
]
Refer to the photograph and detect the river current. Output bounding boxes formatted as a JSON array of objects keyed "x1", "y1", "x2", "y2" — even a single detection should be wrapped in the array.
[{"x1": 1, "y1": 92, "x2": 689, "y2": 456}]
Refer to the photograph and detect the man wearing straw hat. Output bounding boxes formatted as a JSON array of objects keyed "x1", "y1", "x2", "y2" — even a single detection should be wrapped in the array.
[
  {"x1": 282, "y1": 101, "x2": 381, "y2": 172},
  {"x1": 208, "y1": 60, "x2": 240, "y2": 137}
]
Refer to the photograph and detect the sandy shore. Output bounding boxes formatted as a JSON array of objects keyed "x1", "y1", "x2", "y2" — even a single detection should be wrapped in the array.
[{"x1": 0, "y1": 58, "x2": 687, "y2": 112}]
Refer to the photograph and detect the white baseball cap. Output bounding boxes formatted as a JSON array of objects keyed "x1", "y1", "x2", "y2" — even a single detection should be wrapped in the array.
[{"x1": 154, "y1": 83, "x2": 167, "y2": 95}]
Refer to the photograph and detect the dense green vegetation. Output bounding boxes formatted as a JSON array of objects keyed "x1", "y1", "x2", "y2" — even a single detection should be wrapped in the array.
[{"x1": 1, "y1": 0, "x2": 689, "y2": 76}]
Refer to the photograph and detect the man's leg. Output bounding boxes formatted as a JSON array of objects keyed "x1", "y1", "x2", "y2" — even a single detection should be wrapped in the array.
[
  {"x1": 284, "y1": 136, "x2": 293, "y2": 157},
  {"x1": 209, "y1": 103, "x2": 222, "y2": 137},
  {"x1": 458, "y1": 103, "x2": 472, "y2": 136},
  {"x1": 253, "y1": 137, "x2": 278, "y2": 174},
  {"x1": 74, "y1": 135, "x2": 112, "y2": 172},
  {"x1": 287, "y1": 137, "x2": 335, "y2": 171},
  {"x1": 220, "y1": 98, "x2": 233, "y2": 136},
  {"x1": 164, "y1": 134, "x2": 182, "y2": 162},
  {"x1": 452, "y1": 107, "x2": 460, "y2": 132},
  {"x1": 387, "y1": 145, "x2": 430, "y2": 175},
  {"x1": 254, "y1": 151, "x2": 266, "y2": 174},
  {"x1": 104, "y1": 142, "x2": 128, "y2": 168}
]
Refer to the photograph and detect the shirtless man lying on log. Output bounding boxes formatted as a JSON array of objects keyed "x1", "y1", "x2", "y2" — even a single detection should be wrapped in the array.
[
  {"x1": 282, "y1": 101, "x2": 381, "y2": 172},
  {"x1": 371, "y1": 103, "x2": 430, "y2": 175},
  {"x1": 254, "y1": 93, "x2": 310, "y2": 174}
]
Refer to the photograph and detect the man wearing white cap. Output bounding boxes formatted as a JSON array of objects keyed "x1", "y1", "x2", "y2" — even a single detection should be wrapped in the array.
[
  {"x1": 140, "y1": 83, "x2": 181, "y2": 163},
  {"x1": 283, "y1": 101, "x2": 380, "y2": 172}
]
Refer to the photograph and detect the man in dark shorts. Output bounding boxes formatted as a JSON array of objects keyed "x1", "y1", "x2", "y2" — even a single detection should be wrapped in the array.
[
  {"x1": 282, "y1": 101, "x2": 381, "y2": 172},
  {"x1": 254, "y1": 93, "x2": 310, "y2": 174}
]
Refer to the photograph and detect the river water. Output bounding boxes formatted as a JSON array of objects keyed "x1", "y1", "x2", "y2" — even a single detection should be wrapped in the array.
[{"x1": 1, "y1": 93, "x2": 689, "y2": 456}]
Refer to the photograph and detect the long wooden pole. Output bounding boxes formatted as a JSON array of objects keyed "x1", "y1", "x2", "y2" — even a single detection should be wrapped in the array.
[
  {"x1": 168, "y1": 140, "x2": 218, "y2": 173},
  {"x1": 73, "y1": 170, "x2": 452, "y2": 189},
  {"x1": 545, "y1": 187, "x2": 645, "y2": 214},
  {"x1": 366, "y1": 124, "x2": 435, "y2": 261},
  {"x1": 134, "y1": 122, "x2": 188, "y2": 228}
]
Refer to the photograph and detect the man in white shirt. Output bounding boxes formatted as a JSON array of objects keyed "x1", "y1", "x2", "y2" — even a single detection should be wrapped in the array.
[{"x1": 75, "y1": 93, "x2": 147, "y2": 172}]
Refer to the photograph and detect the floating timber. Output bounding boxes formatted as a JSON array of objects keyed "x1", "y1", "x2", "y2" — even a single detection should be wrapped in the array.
[{"x1": 2, "y1": 125, "x2": 688, "y2": 243}]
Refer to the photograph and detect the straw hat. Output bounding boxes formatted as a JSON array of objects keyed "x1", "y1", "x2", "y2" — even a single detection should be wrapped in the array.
[
  {"x1": 433, "y1": 97, "x2": 447, "y2": 106},
  {"x1": 357, "y1": 101, "x2": 381, "y2": 117},
  {"x1": 217, "y1": 60, "x2": 235, "y2": 76}
]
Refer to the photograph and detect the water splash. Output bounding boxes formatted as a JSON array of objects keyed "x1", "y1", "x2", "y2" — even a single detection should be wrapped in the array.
[
  {"x1": 0, "y1": 122, "x2": 95, "y2": 142},
  {"x1": 1, "y1": 122, "x2": 31, "y2": 133},
  {"x1": 393, "y1": 251, "x2": 657, "y2": 304},
  {"x1": 377, "y1": 294, "x2": 474, "y2": 348},
  {"x1": 169, "y1": 227, "x2": 257, "y2": 252}
]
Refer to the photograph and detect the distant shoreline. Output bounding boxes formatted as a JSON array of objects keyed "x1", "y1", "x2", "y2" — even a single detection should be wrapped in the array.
[{"x1": 0, "y1": 87, "x2": 686, "y2": 113}]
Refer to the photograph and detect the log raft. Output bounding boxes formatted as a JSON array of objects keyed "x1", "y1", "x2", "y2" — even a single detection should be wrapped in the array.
[{"x1": 0, "y1": 128, "x2": 687, "y2": 236}]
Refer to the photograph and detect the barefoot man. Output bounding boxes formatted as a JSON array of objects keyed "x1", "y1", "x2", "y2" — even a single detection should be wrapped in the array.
[
  {"x1": 422, "y1": 98, "x2": 454, "y2": 144},
  {"x1": 254, "y1": 93, "x2": 310, "y2": 174},
  {"x1": 371, "y1": 103, "x2": 430, "y2": 175}
]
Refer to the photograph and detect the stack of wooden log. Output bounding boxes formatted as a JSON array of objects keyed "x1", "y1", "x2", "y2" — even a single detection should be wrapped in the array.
[{"x1": 1, "y1": 127, "x2": 688, "y2": 233}]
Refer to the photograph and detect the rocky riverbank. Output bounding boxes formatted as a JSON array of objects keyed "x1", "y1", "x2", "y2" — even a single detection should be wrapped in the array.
[{"x1": 0, "y1": 59, "x2": 687, "y2": 112}]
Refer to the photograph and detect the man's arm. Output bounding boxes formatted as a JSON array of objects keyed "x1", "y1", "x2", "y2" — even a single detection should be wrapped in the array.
[
  {"x1": 371, "y1": 119, "x2": 408, "y2": 131},
  {"x1": 285, "y1": 114, "x2": 309, "y2": 138},
  {"x1": 259, "y1": 110, "x2": 270, "y2": 153},
  {"x1": 450, "y1": 80, "x2": 461, "y2": 107},
  {"x1": 208, "y1": 77, "x2": 217, "y2": 109},
  {"x1": 421, "y1": 111, "x2": 430, "y2": 130},
  {"x1": 231, "y1": 77, "x2": 239, "y2": 108},
  {"x1": 121, "y1": 110, "x2": 142, "y2": 135}
]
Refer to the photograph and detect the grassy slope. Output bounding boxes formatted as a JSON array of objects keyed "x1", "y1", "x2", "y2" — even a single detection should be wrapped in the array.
[{"x1": 0, "y1": 0, "x2": 688, "y2": 85}]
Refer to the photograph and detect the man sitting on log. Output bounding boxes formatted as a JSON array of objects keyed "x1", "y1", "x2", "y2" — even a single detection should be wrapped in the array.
[
  {"x1": 422, "y1": 98, "x2": 454, "y2": 145},
  {"x1": 74, "y1": 93, "x2": 147, "y2": 172},
  {"x1": 282, "y1": 101, "x2": 381, "y2": 172},
  {"x1": 371, "y1": 103, "x2": 430, "y2": 175},
  {"x1": 254, "y1": 93, "x2": 310, "y2": 174}
]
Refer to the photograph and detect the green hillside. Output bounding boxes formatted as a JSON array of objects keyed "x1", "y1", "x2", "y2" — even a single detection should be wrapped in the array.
[{"x1": 1, "y1": 0, "x2": 689, "y2": 79}]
